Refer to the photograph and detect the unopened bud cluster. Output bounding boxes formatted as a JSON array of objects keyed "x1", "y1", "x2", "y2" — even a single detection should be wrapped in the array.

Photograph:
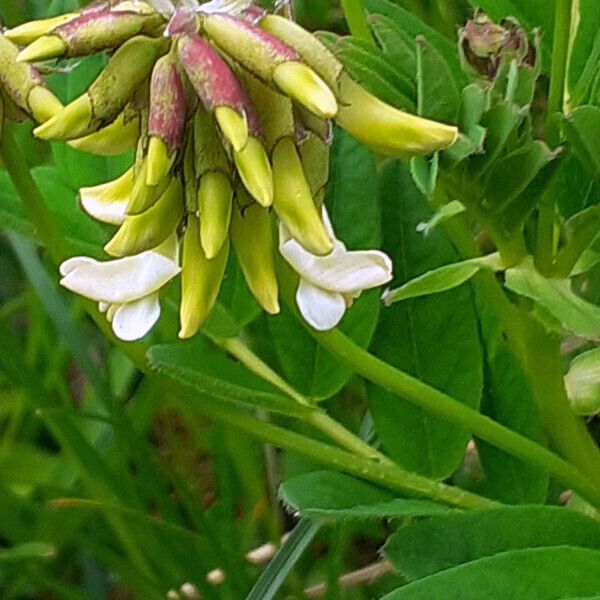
[{"x1": 2, "y1": 0, "x2": 458, "y2": 340}]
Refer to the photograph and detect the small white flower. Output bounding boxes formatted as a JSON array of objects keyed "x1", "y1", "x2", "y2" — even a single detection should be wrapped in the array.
[
  {"x1": 279, "y1": 208, "x2": 393, "y2": 330},
  {"x1": 59, "y1": 236, "x2": 180, "y2": 341}
]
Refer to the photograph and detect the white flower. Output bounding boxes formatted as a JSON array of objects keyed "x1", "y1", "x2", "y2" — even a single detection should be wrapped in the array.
[
  {"x1": 279, "y1": 208, "x2": 393, "y2": 330},
  {"x1": 59, "y1": 236, "x2": 180, "y2": 341}
]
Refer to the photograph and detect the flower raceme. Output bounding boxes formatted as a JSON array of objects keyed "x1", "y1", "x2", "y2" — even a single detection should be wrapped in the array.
[{"x1": 2, "y1": 0, "x2": 458, "y2": 341}]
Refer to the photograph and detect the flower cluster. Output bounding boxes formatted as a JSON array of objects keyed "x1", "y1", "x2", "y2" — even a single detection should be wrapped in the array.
[{"x1": 3, "y1": 0, "x2": 458, "y2": 340}]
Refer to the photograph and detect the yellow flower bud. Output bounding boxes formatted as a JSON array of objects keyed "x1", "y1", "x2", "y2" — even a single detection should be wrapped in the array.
[
  {"x1": 336, "y1": 73, "x2": 458, "y2": 157},
  {"x1": 105, "y1": 177, "x2": 184, "y2": 257},
  {"x1": 34, "y1": 95, "x2": 93, "y2": 139},
  {"x1": 179, "y1": 214, "x2": 229, "y2": 339},
  {"x1": 272, "y1": 61, "x2": 337, "y2": 120},
  {"x1": 5, "y1": 14, "x2": 77, "y2": 46},
  {"x1": 233, "y1": 137, "x2": 274, "y2": 208},
  {"x1": 214, "y1": 105, "x2": 248, "y2": 153},
  {"x1": 146, "y1": 136, "x2": 173, "y2": 186},
  {"x1": 34, "y1": 35, "x2": 166, "y2": 140},
  {"x1": 17, "y1": 36, "x2": 67, "y2": 63},
  {"x1": 198, "y1": 171, "x2": 233, "y2": 260},
  {"x1": 68, "y1": 110, "x2": 140, "y2": 155},
  {"x1": 272, "y1": 138, "x2": 332, "y2": 256},
  {"x1": 230, "y1": 199, "x2": 279, "y2": 315}
]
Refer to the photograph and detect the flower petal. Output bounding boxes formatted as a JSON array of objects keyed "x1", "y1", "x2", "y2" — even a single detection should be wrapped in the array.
[
  {"x1": 60, "y1": 250, "x2": 180, "y2": 304},
  {"x1": 80, "y1": 194, "x2": 129, "y2": 226},
  {"x1": 60, "y1": 256, "x2": 96, "y2": 277},
  {"x1": 111, "y1": 293, "x2": 161, "y2": 341},
  {"x1": 296, "y1": 278, "x2": 346, "y2": 330},
  {"x1": 281, "y1": 235, "x2": 393, "y2": 294}
]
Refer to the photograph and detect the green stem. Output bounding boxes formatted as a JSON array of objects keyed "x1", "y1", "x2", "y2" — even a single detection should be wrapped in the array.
[
  {"x1": 0, "y1": 126, "x2": 67, "y2": 264},
  {"x1": 340, "y1": 0, "x2": 374, "y2": 45},
  {"x1": 175, "y1": 384, "x2": 496, "y2": 510},
  {"x1": 548, "y1": 0, "x2": 573, "y2": 120},
  {"x1": 553, "y1": 217, "x2": 600, "y2": 278},
  {"x1": 310, "y1": 327, "x2": 600, "y2": 506},
  {"x1": 522, "y1": 322, "x2": 600, "y2": 489},
  {"x1": 212, "y1": 335, "x2": 393, "y2": 464},
  {"x1": 535, "y1": 204, "x2": 556, "y2": 275}
]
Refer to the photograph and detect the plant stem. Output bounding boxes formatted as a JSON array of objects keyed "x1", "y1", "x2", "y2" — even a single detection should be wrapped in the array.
[
  {"x1": 340, "y1": 0, "x2": 374, "y2": 45},
  {"x1": 553, "y1": 215, "x2": 600, "y2": 277},
  {"x1": 0, "y1": 127, "x2": 67, "y2": 264},
  {"x1": 309, "y1": 327, "x2": 600, "y2": 505},
  {"x1": 174, "y1": 384, "x2": 497, "y2": 510},
  {"x1": 535, "y1": 202, "x2": 556, "y2": 275},
  {"x1": 212, "y1": 335, "x2": 393, "y2": 464},
  {"x1": 548, "y1": 0, "x2": 573, "y2": 120},
  {"x1": 521, "y1": 321, "x2": 600, "y2": 488}
]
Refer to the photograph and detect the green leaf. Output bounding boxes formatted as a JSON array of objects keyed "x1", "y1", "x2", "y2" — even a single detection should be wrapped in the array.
[
  {"x1": 368, "y1": 162, "x2": 483, "y2": 478},
  {"x1": 384, "y1": 505, "x2": 600, "y2": 581},
  {"x1": 415, "y1": 200, "x2": 466, "y2": 236},
  {"x1": 383, "y1": 547, "x2": 600, "y2": 599},
  {"x1": 0, "y1": 167, "x2": 109, "y2": 257},
  {"x1": 148, "y1": 338, "x2": 311, "y2": 417},
  {"x1": 544, "y1": 151, "x2": 599, "y2": 219},
  {"x1": 568, "y1": 1, "x2": 600, "y2": 106},
  {"x1": 416, "y1": 36, "x2": 460, "y2": 123},
  {"x1": 319, "y1": 35, "x2": 415, "y2": 111},
  {"x1": 410, "y1": 154, "x2": 438, "y2": 198},
  {"x1": 563, "y1": 106, "x2": 600, "y2": 179},
  {"x1": 484, "y1": 141, "x2": 555, "y2": 210},
  {"x1": 470, "y1": 101, "x2": 522, "y2": 178},
  {"x1": 245, "y1": 519, "x2": 320, "y2": 600},
  {"x1": 505, "y1": 256, "x2": 600, "y2": 336},
  {"x1": 338, "y1": 37, "x2": 416, "y2": 99},
  {"x1": 217, "y1": 255, "x2": 262, "y2": 329},
  {"x1": 473, "y1": 294, "x2": 548, "y2": 504},
  {"x1": 280, "y1": 471, "x2": 452, "y2": 521},
  {"x1": 382, "y1": 254, "x2": 502, "y2": 305},
  {"x1": 369, "y1": 13, "x2": 417, "y2": 78},
  {"x1": 268, "y1": 130, "x2": 381, "y2": 400},
  {"x1": 365, "y1": 0, "x2": 467, "y2": 86}
]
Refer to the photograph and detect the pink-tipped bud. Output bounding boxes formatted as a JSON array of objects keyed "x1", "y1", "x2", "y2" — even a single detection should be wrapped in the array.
[
  {"x1": 18, "y1": 10, "x2": 164, "y2": 62},
  {"x1": 165, "y1": 8, "x2": 197, "y2": 37},
  {"x1": 202, "y1": 13, "x2": 298, "y2": 83},
  {"x1": 149, "y1": 54, "x2": 186, "y2": 153},
  {"x1": 178, "y1": 33, "x2": 258, "y2": 134}
]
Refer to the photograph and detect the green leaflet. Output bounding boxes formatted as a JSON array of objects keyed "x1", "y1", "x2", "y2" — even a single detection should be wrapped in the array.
[
  {"x1": 416, "y1": 35, "x2": 460, "y2": 123},
  {"x1": 473, "y1": 292, "x2": 548, "y2": 504},
  {"x1": 384, "y1": 505, "x2": 600, "y2": 581},
  {"x1": 504, "y1": 256, "x2": 600, "y2": 336},
  {"x1": 383, "y1": 253, "x2": 501, "y2": 305},
  {"x1": 382, "y1": 547, "x2": 600, "y2": 599},
  {"x1": 415, "y1": 200, "x2": 466, "y2": 235},
  {"x1": 280, "y1": 470, "x2": 453, "y2": 521},
  {"x1": 0, "y1": 166, "x2": 109, "y2": 257},
  {"x1": 148, "y1": 338, "x2": 311, "y2": 418},
  {"x1": 368, "y1": 162, "x2": 483, "y2": 478},
  {"x1": 563, "y1": 106, "x2": 600, "y2": 179}
]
